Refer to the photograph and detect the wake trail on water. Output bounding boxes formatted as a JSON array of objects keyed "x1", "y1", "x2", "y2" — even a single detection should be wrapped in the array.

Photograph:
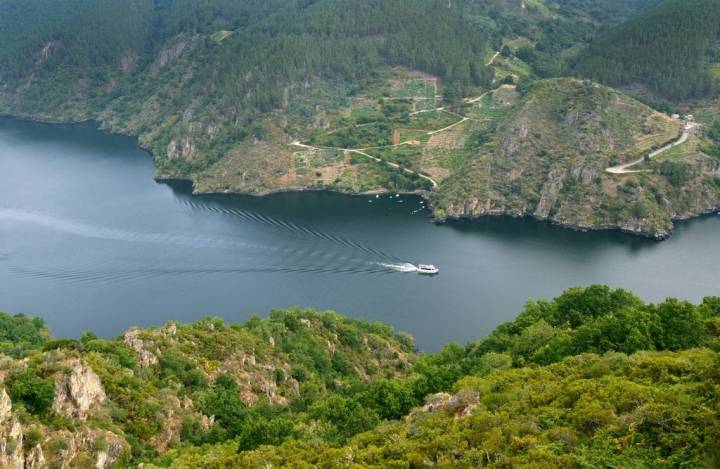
[
  {"x1": 377, "y1": 262, "x2": 418, "y2": 273},
  {"x1": 2, "y1": 207, "x2": 418, "y2": 283},
  {"x1": 0, "y1": 208, "x2": 264, "y2": 251},
  {"x1": 8, "y1": 259, "x2": 402, "y2": 286},
  {"x1": 181, "y1": 199, "x2": 403, "y2": 261}
]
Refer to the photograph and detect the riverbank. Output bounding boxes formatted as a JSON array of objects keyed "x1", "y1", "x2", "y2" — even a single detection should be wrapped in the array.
[
  {"x1": 2, "y1": 110, "x2": 718, "y2": 241},
  {"x1": 160, "y1": 171, "x2": 720, "y2": 241}
]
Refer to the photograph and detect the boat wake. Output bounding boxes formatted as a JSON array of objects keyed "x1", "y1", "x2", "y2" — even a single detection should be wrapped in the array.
[
  {"x1": 0, "y1": 208, "x2": 263, "y2": 251},
  {"x1": 181, "y1": 199, "x2": 402, "y2": 261},
  {"x1": 2, "y1": 207, "x2": 422, "y2": 282},
  {"x1": 377, "y1": 262, "x2": 418, "y2": 273}
]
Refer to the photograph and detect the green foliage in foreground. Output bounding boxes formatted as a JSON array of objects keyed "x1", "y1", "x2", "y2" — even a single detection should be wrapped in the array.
[
  {"x1": 162, "y1": 286, "x2": 720, "y2": 467},
  {"x1": 225, "y1": 349, "x2": 720, "y2": 468},
  {"x1": 6, "y1": 368, "x2": 55, "y2": 416},
  {"x1": 1, "y1": 286, "x2": 719, "y2": 467},
  {"x1": 0, "y1": 312, "x2": 49, "y2": 358}
]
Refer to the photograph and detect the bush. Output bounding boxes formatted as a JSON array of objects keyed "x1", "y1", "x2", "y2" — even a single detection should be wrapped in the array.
[
  {"x1": 7, "y1": 369, "x2": 55, "y2": 416},
  {"x1": 0, "y1": 313, "x2": 49, "y2": 358},
  {"x1": 659, "y1": 161, "x2": 692, "y2": 187}
]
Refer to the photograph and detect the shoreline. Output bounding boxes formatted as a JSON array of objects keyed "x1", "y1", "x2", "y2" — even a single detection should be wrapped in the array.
[
  {"x1": 3, "y1": 112, "x2": 718, "y2": 241},
  {"x1": 158, "y1": 174, "x2": 720, "y2": 241}
]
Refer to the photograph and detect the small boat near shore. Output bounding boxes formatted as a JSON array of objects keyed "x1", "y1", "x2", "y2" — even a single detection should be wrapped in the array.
[{"x1": 416, "y1": 264, "x2": 439, "y2": 275}]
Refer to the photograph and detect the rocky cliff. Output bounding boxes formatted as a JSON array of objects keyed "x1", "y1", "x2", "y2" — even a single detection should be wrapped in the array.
[
  {"x1": 0, "y1": 309, "x2": 414, "y2": 467},
  {"x1": 431, "y1": 79, "x2": 720, "y2": 238}
]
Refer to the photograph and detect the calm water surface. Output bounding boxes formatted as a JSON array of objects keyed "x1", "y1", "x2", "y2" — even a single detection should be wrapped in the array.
[{"x1": 1, "y1": 118, "x2": 719, "y2": 350}]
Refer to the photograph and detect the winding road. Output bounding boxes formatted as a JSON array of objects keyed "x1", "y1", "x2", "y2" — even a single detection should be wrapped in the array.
[
  {"x1": 486, "y1": 50, "x2": 500, "y2": 66},
  {"x1": 605, "y1": 121, "x2": 697, "y2": 174},
  {"x1": 291, "y1": 55, "x2": 510, "y2": 190},
  {"x1": 291, "y1": 141, "x2": 438, "y2": 188}
]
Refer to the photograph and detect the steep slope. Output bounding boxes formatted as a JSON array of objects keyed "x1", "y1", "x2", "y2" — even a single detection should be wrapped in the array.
[
  {"x1": 167, "y1": 286, "x2": 720, "y2": 467},
  {"x1": 576, "y1": 0, "x2": 720, "y2": 100},
  {"x1": 1, "y1": 0, "x2": 715, "y2": 238},
  {"x1": 432, "y1": 78, "x2": 720, "y2": 238},
  {"x1": 0, "y1": 0, "x2": 492, "y2": 188},
  {"x1": 0, "y1": 309, "x2": 414, "y2": 465},
  {"x1": 456, "y1": 0, "x2": 664, "y2": 78},
  {"x1": 228, "y1": 349, "x2": 720, "y2": 467},
  {"x1": 1, "y1": 286, "x2": 719, "y2": 466}
]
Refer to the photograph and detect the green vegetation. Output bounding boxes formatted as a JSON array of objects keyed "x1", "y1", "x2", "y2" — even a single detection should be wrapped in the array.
[
  {"x1": 0, "y1": 312, "x2": 49, "y2": 358},
  {"x1": 0, "y1": 286, "x2": 719, "y2": 466},
  {"x1": 6, "y1": 368, "x2": 55, "y2": 416},
  {"x1": 704, "y1": 120, "x2": 720, "y2": 159},
  {"x1": 3, "y1": 0, "x2": 718, "y2": 236},
  {"x1": 431, "y1": 78, "x2": 720, "y2": 238},
  {"x1": 577, "y1": 0, "x2": 720, "y2": 100},
  {"x1": 455, "y1": 0, "x2": 663, "y2": 79},
  {"x1": 229, "y1": 348, "x2": 720, "y2": 467}
]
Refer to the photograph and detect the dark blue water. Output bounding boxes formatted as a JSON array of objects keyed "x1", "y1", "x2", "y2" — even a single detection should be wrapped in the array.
[{"x1": 1, "y1": 117, "x2": 719, "y2": 350}]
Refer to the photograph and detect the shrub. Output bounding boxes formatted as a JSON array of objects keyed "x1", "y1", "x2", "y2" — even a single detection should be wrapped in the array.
[
  {"x1": 6, "y1": 369, "x2": 55, "y2": 416},
  {"x1": 0, "y1": 313, "x2": 49, "y2": 358}
]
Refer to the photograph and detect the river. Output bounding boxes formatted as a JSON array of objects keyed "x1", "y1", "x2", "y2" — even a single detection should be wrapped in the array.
[{"x1": 1, "y1": 117, "x2": 719, "y2": 350}]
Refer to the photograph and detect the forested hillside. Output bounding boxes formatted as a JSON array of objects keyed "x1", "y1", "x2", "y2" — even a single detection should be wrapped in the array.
[
  {"x1": 2, "y1": 0, "x2": 718, "y2": 238},
  {"x1": 0, "y1": 0, "x2": 492, "y2": 115},
  {"x1": 0, "y1": 286, "x2": 718, "y2": 467},
  {"x1": 455, "y1": 0, "x2": 663, "y2": 78},
  {"x1": 0, "y1": 0, "x2": 495, "y2": 185},
  {"x1": 576, "y1": 0, "x2": 720, "y2": 100}
]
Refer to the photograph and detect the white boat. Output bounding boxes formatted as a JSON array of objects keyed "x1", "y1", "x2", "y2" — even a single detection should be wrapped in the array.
[{"x1": 416, "y1": 264, "x2": 439, "y2": 275}]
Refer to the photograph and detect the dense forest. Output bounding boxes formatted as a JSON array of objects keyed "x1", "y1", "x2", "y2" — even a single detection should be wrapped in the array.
[
  {"x1": 455, "y1": 0, "x2": 664, "y2": 78},
  {"x1": 576, "y1": 0, "x2": 720, "y2": 100},
  {"x1": 0, "y1": 286, "x2": 718, "y2": 466},
  {"x1": 0, "y1": 0, "x2": 493, "y2": 112}
]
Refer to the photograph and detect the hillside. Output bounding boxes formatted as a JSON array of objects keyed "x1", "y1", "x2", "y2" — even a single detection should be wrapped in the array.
[
  {"x1": 0, "y1": 286, "x2": 718, "y2": 467},
  {"x1": 1, "y1": 0, "x2": 718, "y2": 238},
  {"x1": 0, "y1": 309, "x2": 415, "y2": 466},
  {"x1": 455, "y1": 0, "x2": 664, "y2": 79},
  {"x1": 576, "y1": 0, "x2": 720, "y2": 101},
  {"x1": 432, "y1": 78, "x2": 720, "y2": 238},
  {"x1": 0, "y1": 0, "x2": 493, "y2": 190}
]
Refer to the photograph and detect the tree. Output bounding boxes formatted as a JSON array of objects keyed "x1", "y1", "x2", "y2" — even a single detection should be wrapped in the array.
[{"x1": 6, "y1": 369, "x2": 55, "y2": 416}]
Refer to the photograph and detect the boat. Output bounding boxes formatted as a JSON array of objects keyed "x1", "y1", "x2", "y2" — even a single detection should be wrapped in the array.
[{"x1": 416, "y1": 264, "x2": 439, "y2": 275}]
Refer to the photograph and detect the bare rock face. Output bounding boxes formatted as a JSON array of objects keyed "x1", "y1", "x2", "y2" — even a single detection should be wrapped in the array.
[
  {"x1": 123, "y1": 328, "x2": 158, "y2": 367},
  {"x1": 0, "y1": 418, "x2": 24, "y2": 468},
  {"x1": 92, "y1": 431, "x2": 128, "y2": 469},
  {"x1": 534, "y1": 169, "x2": 564, "y2": 219},
  {"x1": 0, "y1": 389, "x2": 23, "y2": 468},
  {"x1": 416, "y1": 391, "x2": 480, "y2": 418},
  {"x1": 24, "y1": 444, "x2": 45, "y2": 469},
  {"x1": 0, "y1": 388, "x2": 12, "y2": 422},
  {"x1": 40, "y1": 429, "x2": 128, "y2": 469},
  {"x1": 53, "y1": 362, "x2": 106, "y2": 421},
  {"x1": 420, "y1": 392, "x2": 454, "y2": 413},
  {"x1": 163, "y1": 322, "x2": 177, "y2": 336}
]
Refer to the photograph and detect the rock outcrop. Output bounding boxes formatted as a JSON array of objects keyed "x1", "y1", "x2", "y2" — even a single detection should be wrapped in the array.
[
  {"x1": 0, "y1": 388, "x2": 11, "y2": 421},
  {"x1": 52, "y1": 361, "x2": 106, "y2": 420},
  {"x1": 0, "y1": 388, "x2": 23, "y2": 468},
  {"x1": 123, "y1": 328, "x2": 158, "y2": 367},
  {"x1": 24, "y1": 444, "x2": 45, "y2": 469}
]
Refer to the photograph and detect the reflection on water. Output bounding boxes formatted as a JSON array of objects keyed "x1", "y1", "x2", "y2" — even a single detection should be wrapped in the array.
[{"x1": 1, "y1": 117, "x2": 719, "y2": 350}]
